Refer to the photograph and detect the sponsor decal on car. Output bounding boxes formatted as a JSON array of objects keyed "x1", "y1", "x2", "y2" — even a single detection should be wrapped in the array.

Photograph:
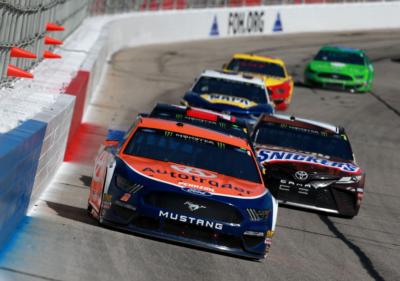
[
  {"x1": 180, "y1": 187, "x2": 213, "y2": 196},
  {"x1": 142, "y1": 166, "x2": 252, "y2": 194},
  {"x1": 159, "y1": 210, "x2": 223, "y2": 230},
  {"x1": 201, "y1": 94, "x2": 257, "y2": 109},
  {"x1": 101, "y1": 193, "x2": 113, "y2": 210},
  {"x1": 122, "y1": 156, "x2": 267, "y2": 199},
  {"x1": 178, "y1": 182, "x2": 214, "y2": 196},
  {"x1": 103, "y1": 194, "x2": 112, "y2": 202},
  {"x1": 171, "y1": 164, "x2": 217, "y2": 178},
  {"x1": 120, "y1": 193, "x2": 131, "y2": 202},
  {"x1": 257, "y1": 149, "x2": 360, "y2": 173},
  {"x1": 184, "y1": 201, "x2": 206, "y2": 211},
  {"x1": 178, "y1": 182, "x2": 215, "y2": 193}
]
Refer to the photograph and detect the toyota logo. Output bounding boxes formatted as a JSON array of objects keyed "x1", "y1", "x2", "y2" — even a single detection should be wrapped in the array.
[
  {"x1": 171, "y1": 165, "x2": 217, "y2": 178},
  {"x1": 294, "y1": 171, "x2": 309, "y2": 181}
]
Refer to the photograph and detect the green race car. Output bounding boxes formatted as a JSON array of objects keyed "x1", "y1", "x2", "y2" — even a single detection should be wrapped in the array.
[{"x1": 304, "y1": 46, "x2": 374, "y2": 93}]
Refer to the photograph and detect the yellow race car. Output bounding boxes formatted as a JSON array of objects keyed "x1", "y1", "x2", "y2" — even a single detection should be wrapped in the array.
[{"x1": 224, "y1": 53, "x2": 294, "y2": 110}]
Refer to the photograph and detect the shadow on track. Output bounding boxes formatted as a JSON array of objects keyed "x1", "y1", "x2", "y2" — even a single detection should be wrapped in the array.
[
  {"x1": 45, "y1": 201, "x2": 97, "y2": 226},
  {"x1": 319, "y1": 215, "x2": 385, "y2": 281},
  {"x1": 278, "y1": 204, "x2": 385, "y2": 281}
]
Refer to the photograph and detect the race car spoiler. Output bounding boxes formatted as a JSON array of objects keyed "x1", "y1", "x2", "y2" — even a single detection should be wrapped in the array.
[{"x1": 148, "y1": 103, "x2": 250, "y2": 140}]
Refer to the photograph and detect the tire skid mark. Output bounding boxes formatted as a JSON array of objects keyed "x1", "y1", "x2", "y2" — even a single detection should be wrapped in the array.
[
  {"x1": 278, "y1": 224, "x2": 399, "y2": 249},
  {"x1": 332, "y1": 221, "x2": 400, "y2": 237},
  {"x1": 0, "y1": 266, "x2": 63, "y2": 281},
  {"x1": 157, "y1": 51, "x2": 178, "y2": 74},
  {"x1": 319, "y1": 216, "x2": 386, "y2": 281},
  {"x1": 369, "y1": 91, "x2": 400, "y2": 118},
  {"x1": 54, "y1": 182, "x2": 89, "y2": 190},
  {"x1": 249, "y1": 34, "x2": 400, "y2": 57}
]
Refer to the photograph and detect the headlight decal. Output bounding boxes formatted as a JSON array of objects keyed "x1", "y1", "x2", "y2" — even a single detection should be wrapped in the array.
[
  {"x1": 336, "y1": 175, "x2": 362, "y2": 184},
  {"x1": 103, "y1": 159, "x2": 116, "y2": 194},
  {"x1": 246, "y1": 208, "x2": 270, "y2": 221},
  {"x1": 115, "y1": 174, "x2": 144, "y2": 193}
]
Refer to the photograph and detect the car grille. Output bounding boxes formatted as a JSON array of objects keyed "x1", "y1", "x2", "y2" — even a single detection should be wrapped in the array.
[
  {"x1": 243, "y1": 235, "x2": 265, "y2": 248},
  {"x1": 314, "y1": 188, "x2": 338, "y2": 210},
  {"x1": 145, "y1": 191, "x2": 243, "y2": 224},
  {"x1": 265, "y1": 169, "x2": 340, "y2": 211},
  {"x1": 162, "y1": 220, "x2": 242, "y2": 249},
  {"x1": 268, "y1": 174, "x2": 358, "y2": 214},
  {"x1": 318, "y1": 72, "x2": 353, "y2": 81},
  {"x1": 111, "y1": 204, "x2": 136, "y2": 222}
]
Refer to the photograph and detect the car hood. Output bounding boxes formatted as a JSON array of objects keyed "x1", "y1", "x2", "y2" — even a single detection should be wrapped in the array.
[
  {"x1": 184, "y1": 91, "x2": 274, "y2": 115},
  {"x1": 255, "y1": 145, "x2": 361, "y2": 176},
  {"x1": 120, "y1": 155, "x2": 267, "y2": 199},
  {"x1": 308, "y1": 60, "x2": 368, "y2": 76},
  {"x1": 264, "y1": 76, "x2": 289, "y2": 87},
  {"x1": 235, "y1": 71, "x2": 288, "y2": 87}
]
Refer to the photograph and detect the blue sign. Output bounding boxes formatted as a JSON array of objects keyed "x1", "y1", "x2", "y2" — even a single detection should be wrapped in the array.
[
  {"x1": 210, "y1": 15, "x2": 219, "y2": 36},
  {"x1": 273, "y1": 12, "x2": 283, "y2": 32}
]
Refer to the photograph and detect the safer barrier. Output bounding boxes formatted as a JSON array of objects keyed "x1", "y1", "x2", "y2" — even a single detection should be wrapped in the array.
[
  {"x1": 30, "y1": 94, "x2": 75, "y2": 207},
  {"x1": 0, "y1": 120, "x2": 46, "y2": 247}
]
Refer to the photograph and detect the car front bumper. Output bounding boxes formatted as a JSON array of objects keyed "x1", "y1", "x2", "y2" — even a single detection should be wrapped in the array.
[
  {"x1": 101, "y1": 216, "x2": 268, "y2": 260},
  {"x1": 305, "y1": 72, "x2": 370, "y2": 92},
  {"x1": 268, "y1": 181, "x2": 360, "y2": 217},
  {"x1": 98, "y1": 189, "x2": 272, "y2": 260}
]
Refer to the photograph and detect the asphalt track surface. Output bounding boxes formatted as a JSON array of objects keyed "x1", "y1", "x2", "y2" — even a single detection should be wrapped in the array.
[{"x1": 0, "y1": 30, "x2": 399, "y2": 281}]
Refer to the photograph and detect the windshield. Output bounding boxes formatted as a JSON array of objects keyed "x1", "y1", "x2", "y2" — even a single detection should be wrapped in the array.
[
  {"x1": 253, "y1": 122, "x2": 353, "y2": 160},
  {"x1": 124, "y1": 128, "x2": 261, "y2": 183},
  {"x1": 192, "y1": 76, "x2": 267, "y2": 104},
  {"x1": 149, "y1": 109, "x2": 249, "y2": 140},
  {"x1": 227, "y1": 58, "x2": 286, "y2": 78},
  {"x1": 314, "y1": 50, "x2": 365, "y2": 65}
]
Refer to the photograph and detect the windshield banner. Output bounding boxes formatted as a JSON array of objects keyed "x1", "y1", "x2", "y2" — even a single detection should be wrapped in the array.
[
  {"x1": 201, "y1": 94, "x2": 257, "y2": 109},
  {"x1": 257, "y1": 149, "x2": 360, "y2": 173}
]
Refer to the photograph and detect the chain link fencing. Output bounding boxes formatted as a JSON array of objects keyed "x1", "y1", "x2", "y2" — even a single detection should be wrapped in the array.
[{"x1": 0, "y1": 0, "x2": 89, "y2": 87}]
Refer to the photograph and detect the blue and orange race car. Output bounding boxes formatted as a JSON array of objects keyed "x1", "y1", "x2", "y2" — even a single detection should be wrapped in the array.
[{"x1": 88, "y1": 104, "x2": 278, "y2": 259}]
